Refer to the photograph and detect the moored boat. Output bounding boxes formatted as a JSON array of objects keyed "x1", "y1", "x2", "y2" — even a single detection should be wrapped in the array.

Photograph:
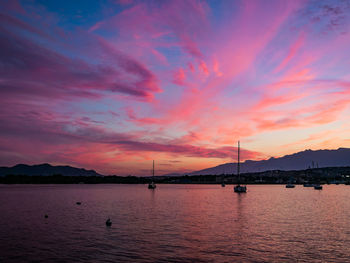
[
  {"x1": 148, "y1": 160, "x2": 157, "y2": 189},
  {"x1": 148, "y1": 181, "x2": 156, "y2": 189},
  {"x1": 314, "y1": 184, "x2": 322, "y2": 190},
  {"x1": 234, "y1": 141, "x2": 247, "y2": 193},
  {"x1": 234, "y1": 185, "x2": 247, "y2": 193}
]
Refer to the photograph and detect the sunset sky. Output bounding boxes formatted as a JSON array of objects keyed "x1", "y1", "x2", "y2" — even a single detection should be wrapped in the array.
[{"x1": 1, "y1": 0, "x2": 350, "y2": 175}]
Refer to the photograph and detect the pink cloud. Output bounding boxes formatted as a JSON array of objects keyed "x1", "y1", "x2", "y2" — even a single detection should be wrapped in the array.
[
  {"x1": 88, "y1": 21, "x2": 105, "y2": 32},
  {"x1": 199, "y1": 60, "x2": 209, "y2": 75},
  {"x1": 0, "y1": 100, "x2": 265, "y2": 174},
  {"x1": 114, "y1": 140, "x2": 264, "y2": 160},
  {"x1": 273, "y1": 33, "x2": 306, "y2": 73},
  {"x1": 213, "y1": 58, "x2": 223, "y2": 77},
  {"x1": 151, "y1": 48, "x2": 168, "y2": 65},
  {"x1": 0, "y1": 19, "x2": 161, "y2": 102},
  {"x1": 188, "y1": 62, "x2": 195, "y2": 72},
  {"x1": 1, "y1": 0, "x2": 350, "y2": 175},
  {"x1": 173, "y1": 68, "x2": 186, "y2": 85}
]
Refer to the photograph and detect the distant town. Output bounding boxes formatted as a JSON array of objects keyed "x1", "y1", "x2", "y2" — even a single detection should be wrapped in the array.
[{"x1": 1, "y1": 166, "x2": 350, "y2": 185}]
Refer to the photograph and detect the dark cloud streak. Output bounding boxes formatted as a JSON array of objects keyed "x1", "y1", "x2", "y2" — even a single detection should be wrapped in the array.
[{"x1": 0, "y1": 12, "x2": 160, "y2": 101}]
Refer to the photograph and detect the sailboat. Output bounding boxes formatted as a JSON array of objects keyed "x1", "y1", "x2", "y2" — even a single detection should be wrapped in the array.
[
  {"x1": 314, "y1": 184, "x2": 322, "y2": 190},
  {"x1": 221, "y1": 167, "x2": 226, "y2": 187},
  {"x1": 286, "y1": 178, "x2": 295, "y2": 188},
  {"x1": 148, "y1": 160, "x2": 156, "y2": 189},
  {"x1": 221, "y1": 168, "x2": 226, "y2": 187},
  {"x1": 234, "y1": 141, "x2": 247, "y2": 193}
]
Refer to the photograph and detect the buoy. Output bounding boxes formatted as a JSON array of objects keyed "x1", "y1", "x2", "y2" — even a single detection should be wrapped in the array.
[
  {"x1": 106, "y1": 218, "x2": 112, "y2": 226},
  {"x1": 44, "y1": 214, "x2": 48, "y2": 218}
]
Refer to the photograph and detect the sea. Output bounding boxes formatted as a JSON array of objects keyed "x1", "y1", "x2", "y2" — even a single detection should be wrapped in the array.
[{"x1": 1, "y1": 184, "x2": 350, "y2": 262}]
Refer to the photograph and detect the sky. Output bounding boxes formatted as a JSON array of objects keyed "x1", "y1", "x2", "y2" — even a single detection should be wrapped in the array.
[{"x1": 1, "y1": 0, "x2": 350, "y2": 176}]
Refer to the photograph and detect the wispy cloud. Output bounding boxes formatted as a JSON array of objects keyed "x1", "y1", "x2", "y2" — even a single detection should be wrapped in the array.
[{"x1": 1, "y1": 0, "x2": 350, "y2": 174}]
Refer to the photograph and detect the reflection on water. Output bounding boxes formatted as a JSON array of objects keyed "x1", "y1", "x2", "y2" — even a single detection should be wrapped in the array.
[{"x1": 1, "y1": 184, "x2": 350, "y2": 262}]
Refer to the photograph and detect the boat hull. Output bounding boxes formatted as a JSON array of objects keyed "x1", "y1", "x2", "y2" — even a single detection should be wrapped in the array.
[
  {"x1": 234, "y1": 185, "x2": 247, "y2": 193},
  {"x1": 148, "y1": 183, "x2": 156, "y2": 189}
]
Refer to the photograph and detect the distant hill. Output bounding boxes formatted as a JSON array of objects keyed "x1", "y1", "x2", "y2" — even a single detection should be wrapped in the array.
[
  {"x1": 187, "y1": 148, "x2": 350, "y2": 175},
  {"x1": 0, "y1": 163, "x2": 102, "y2": 177}
]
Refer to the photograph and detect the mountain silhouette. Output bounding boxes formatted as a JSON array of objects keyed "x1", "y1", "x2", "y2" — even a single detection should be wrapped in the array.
[
  {"x1": 0, "y1": 163, "x2": 102, "y2": 177},
  {"x1": 187, "y1": 148, "x2": 350, "y2": 175}
]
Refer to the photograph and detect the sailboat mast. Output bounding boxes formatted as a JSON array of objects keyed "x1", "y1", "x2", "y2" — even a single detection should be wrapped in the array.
[
  {"x1": 152, "y1": 160, "x2": 155, "y2": 178},
  {"x1": 233, "y1": 140, "x2": 246, "y2": 192},
  {"x1": 237, "y1": 141, "x2": 240, "y2": 182}
]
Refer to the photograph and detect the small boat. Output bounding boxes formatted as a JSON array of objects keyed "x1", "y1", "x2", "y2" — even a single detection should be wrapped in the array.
[
  {"x1": 106, "y1": 218, "x2": 112, "y2": 226},
  {"x1": 76, "y1": 202, "x2": 81, "y2": 205},
  {"x1": 221, "y1": 168, "x2": 226, "y2": 187},
  {"x1": 148, "y1": 182, "x2": 156, "y2": 189},
  {"x1": 234, "y1": 185, "x2": 247, "y2": 193},
  {"x1": 285, "y1": 183, "x2": 295, "y2": 188},
  {"x1": 148, "y1": 160, "x2": 157, "y2": 189},
  {"x1": 314, "y1": 184, "x2": 322, "y2": 190},
  {"x1": 44, "y1": 214, "x2": 48, "y2": 218},
  {"x1": 234, "y1": 141, "x2": 247, "y2": 193}
]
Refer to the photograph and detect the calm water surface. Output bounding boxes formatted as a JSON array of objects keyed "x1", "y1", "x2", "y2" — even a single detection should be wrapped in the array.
[{"x1": 1, "y1": 184, "x2": 350, "y2": 262}]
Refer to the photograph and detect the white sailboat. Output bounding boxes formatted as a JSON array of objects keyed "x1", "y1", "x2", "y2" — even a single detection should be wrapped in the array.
[
  {"x1": 234, "y1": 141, "x2": 247, "y2": 193},
  {"x1": 148, "y1": 160, "x2": 156, "y2": 189}
]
